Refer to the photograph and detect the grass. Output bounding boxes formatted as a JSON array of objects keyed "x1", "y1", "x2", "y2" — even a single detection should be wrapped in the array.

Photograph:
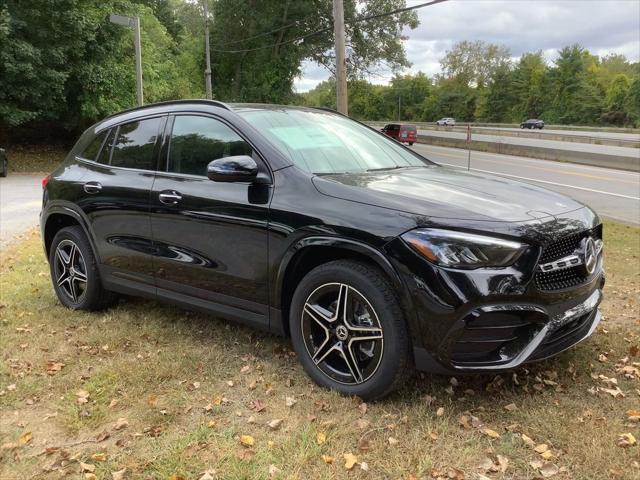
[
  {"x1": 0, "y1": 221, "x2": 638, "y2": 479},
  {"x1": 5, "y1": 145, "x2": 66, "y2": 174}
]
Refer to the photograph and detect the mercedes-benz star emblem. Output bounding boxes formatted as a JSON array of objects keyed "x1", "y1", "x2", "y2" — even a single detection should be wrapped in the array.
[
  {"x1": 581, "y1": 237, "x2": 597, "y2": 275},
  {"x1": 335, "y1": 325, "x2": 349, "y2": 341}
]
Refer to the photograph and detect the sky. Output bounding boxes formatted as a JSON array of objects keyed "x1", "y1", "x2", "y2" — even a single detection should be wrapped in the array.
[{"x1": 293, "y1": 0, "x2": 640, "y2": 92}]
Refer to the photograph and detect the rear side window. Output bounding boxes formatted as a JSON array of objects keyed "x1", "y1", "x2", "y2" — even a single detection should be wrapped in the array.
[
  {"x1": 167, "y1": 115, "x2": 253, "y2": 176},
  {"x1": 81, "y1": 131, "x2": 107, "y2": 161},
  {"x1": 110, "y1": 117, "x2": 162, "y2": 170},
  {"x1": 96, "y1": 129, "x2": 116, "y2": 164}
]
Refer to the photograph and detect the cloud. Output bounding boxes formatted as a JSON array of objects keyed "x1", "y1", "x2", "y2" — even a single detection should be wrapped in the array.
[{"x1": 294, "y1": 0, "x2": 640, "y2": 92}]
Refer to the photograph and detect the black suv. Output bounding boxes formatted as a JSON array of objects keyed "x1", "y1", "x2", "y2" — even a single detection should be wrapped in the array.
[
  {"x1": 41, "y1": 101, "x2": 604, "y2": 399},
  {"x1": 520, "y1": 119, "x2": 545, "y2": 129}
]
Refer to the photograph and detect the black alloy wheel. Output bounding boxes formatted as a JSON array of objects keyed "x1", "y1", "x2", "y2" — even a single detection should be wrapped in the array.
[
  {"x1": 49, "y1": 226, "x2": 117, "y2": 310},
  {"x1": 301, "y1": 282, "x2": 384, "y2": 385},
  {"x1": 290, "y1": 260, "x2": 410, "y2": 400},
  {"x1": 53, "y1": 239, "x2": 88, "y2": 304}
]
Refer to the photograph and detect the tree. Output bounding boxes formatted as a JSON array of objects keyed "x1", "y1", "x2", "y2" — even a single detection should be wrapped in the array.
[
  {"x1": 510, "y1": 52, "x2": 549, "y2": 121},
  {"x1": 208, "y1": 0, "x2": 418, "y2": 102},
  {"x1": 440, "y1": 40, "x2": 511, "y2": 89}
]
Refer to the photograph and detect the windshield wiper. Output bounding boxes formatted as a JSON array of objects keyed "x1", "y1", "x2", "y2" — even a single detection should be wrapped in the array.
[{"x1": 366, "y1": 165, "x2": 404, "y2": 172}]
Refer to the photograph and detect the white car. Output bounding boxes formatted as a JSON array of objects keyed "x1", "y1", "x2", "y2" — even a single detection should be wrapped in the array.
[{"x1": 436, "y1": 118, "x2": 456, "y2": 126}]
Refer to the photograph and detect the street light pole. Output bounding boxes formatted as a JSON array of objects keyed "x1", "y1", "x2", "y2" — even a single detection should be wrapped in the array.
[
  {"x1": 110, "y1": 14, "x2": 143, "y2": 106},
  {"x1": 203, "y1": 0, "x2": 212, "y2": 99}
]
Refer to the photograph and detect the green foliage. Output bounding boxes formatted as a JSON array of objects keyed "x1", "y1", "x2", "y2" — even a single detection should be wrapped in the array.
[{"x1": 303, "y1": 41, "x2": 639, "y2": 127}]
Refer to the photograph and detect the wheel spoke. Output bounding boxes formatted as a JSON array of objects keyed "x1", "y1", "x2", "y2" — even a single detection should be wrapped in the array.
[
  {"x1": 340, "y1": 343, "x2": 364, "y2": 384},
  {"x1": 313, "y1": 340, "x2": 340, "y2": 365},
  {"x1": 56, "y1": 248, "x2": 68, "y2": 269},
  {"x1": 304, "y1": 303, "x2": 334, "y2": 327},
  {"x1": 68, "y1": 243, "x2": 77, "y2": 267},
  {"x1": 69, "y1": 277, "x2": 78, "y2": 302},
  {"x1": 73, "y1": 270, "x2": 88, "y2": 283},
  {"x1": 57, "y1": 275, "x2": 70, "y2": 288},
  {"x1": 349, "y1": 327, "x2": 383, "y2": 342},
  {"x1": 335, "y1": 284, "x2": 349, "y2": 322}
]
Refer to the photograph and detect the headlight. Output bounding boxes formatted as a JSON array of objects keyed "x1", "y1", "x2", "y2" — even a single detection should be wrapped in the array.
[{"x1": 401, "y1": 229, "x2": 527, "y2": 269}]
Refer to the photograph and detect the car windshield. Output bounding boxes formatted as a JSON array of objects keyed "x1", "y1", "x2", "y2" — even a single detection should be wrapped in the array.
[{"x1": 237, "y1": 108, "x2": 432, "y2": 174}]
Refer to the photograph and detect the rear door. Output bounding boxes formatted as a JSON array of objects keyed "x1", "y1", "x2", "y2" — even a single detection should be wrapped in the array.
[
  {"x1": 79, "y1": 115, "x2": 166, "y2": 290},
  {"x1": 149, "y1": 114, "x2": 272, "y2": 329}
]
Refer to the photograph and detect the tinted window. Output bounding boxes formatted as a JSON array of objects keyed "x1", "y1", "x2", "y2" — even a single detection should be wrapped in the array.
[
  {"x1": 81, "y1": 131, "x2": 107, "y2": 161},
  {"x1": 110, "y1": 117, "x2": 162, "y2": 170},
  {"x1": 96, "y1": 129, "x2": 115, "y2": 165},
  {"x1": 168, "y1": 115, "x2": 253, "y2": 176}
]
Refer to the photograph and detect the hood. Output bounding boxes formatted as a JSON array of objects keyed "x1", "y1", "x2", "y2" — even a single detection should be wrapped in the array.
[{"x1": 312, "y1": 166, "x2": 584, "y2": 223}]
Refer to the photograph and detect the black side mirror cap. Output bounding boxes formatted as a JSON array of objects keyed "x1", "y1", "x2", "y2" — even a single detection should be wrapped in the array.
[{"x1": 207, "y1": 155, "x2": 260, "y2": 183}]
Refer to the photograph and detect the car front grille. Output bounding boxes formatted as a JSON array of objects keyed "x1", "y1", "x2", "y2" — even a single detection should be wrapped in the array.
[{"x1": 534, "y1": 225, "x2": 602, "y2": 292}]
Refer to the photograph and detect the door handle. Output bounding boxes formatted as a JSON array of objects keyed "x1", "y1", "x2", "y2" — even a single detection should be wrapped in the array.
[
  {"x1": 83, "y1": 181, "x2": 102, "y2": 194},
  {"x1": 159, "y1": 190, "x2": 182, "y2": 205}
]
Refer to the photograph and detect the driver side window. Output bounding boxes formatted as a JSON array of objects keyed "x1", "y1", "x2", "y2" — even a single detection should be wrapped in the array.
[{"x1": 167, "y1": 115, "x2": 253, "y2": 176}]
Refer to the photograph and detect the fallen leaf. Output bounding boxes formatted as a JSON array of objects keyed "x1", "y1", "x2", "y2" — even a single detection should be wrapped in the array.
[
  {"x1": 111, "y1": 469, "x2": 127, "y2": 480},
  {"x1": 388, "y1": 436, "x2": 399, "y2": 445},
  {"x1": 617, "y1": 433, "x2": 637, "y2": 448},
  {"x1": 360, "y1": 461, "x2": 369, "y2": 471},
  {"x1": 268, "y1": 464, "x2": 280, "y2": 477},
  {"x1": 46, "y1": 361, "x2": 65, "y2": 374},
  {"x1": 503, "y1": 403, "x2": 517, "y2": 411},
  {"x1": 113, "y1": 418, "x2": 129, "y2": 430},
  {"x1": 77, "y1": 390, "x2": 90, "y2": 405},
  {"x1": 534, "y1": 443, "x2": 549, "y2": 454},
  {"x1": 85, "y1": 474, "x2": 97, "y2": 480},
  {"x1": 249, "y1": 399, "x2": 266, "y2": 412},
  {"x1": 343, "y1": 452, "x2": 358, "y2": 470},
  {"x1": 316, "y1": 431, "x2": 327, "y2": 445},
  {"x1": 109, "y1": 399, "x2": 119, "y2": 408},
  {"x1": 285, "y1": 396, "x2": 297, "y2": 408},
  {"x1": 359, "y1": 402, "x2": 368, "y2": 415},
  {"x1": 521, "y1": 433, "x2": 536, "y2": 447},
  {"x1": 96, "y1": 431, "x2": 110, "y2": 442},
  {"x1": 92, "y1": 452, "x2": 107, "y2": 461},
  {"x1": 539, "y1": 462, "x2": 560, "y2": 478},
  {"x1": 18, "y1": 431, "x2": 32, "y2": 445},
  {"x1": 321, "y1": 454, "x2": 334, "y2": 464},
  {"x1": 267, "y1": 418, "x2": 283, "y2": 430},
  {"x1": 80, "y1": 462, "x2": 96, "y2": 473},
  {"x1": 199, "y1": 472, "x2": 215, "y2": 480},
  {"x1": 240, "y1": 435, "x2": 255, "y2": 447},
  {"x1": 482, "y1": 428, "x2": 500, "y2": 439},
  {"x1": 436, "y1": 407, "x2": 445, "y2": 417}
]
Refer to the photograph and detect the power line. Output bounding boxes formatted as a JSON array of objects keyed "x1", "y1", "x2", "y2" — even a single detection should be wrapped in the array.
[{"x1": 209, "y1": 0, "x2": 448, "y2": 54}]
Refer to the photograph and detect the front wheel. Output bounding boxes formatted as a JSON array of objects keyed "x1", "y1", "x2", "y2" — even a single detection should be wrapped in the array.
[
  {"x1": 408, "y1": 141, "x2": 414, "y2": 146},
  {"x1": 289, "y1": 260, "x2": 411, "y2": 400}
]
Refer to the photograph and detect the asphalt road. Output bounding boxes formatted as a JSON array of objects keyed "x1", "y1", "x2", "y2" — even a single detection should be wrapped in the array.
[
  {"x1": 412, "y1": 143, "x2": 640, "y2": 225},
  {"x1": 418, "y1": 128, "x2": 640, "y2": 159},
  {"x1": 0, "y1": 174, "x2": 42, "y2": 248},
  {"x1": 0, "y1": 150, "x2": 638, "y2": 250}
]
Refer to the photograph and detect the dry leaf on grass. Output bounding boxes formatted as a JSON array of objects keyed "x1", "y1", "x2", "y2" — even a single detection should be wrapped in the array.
[
  {"x1": 481, "y1": 428, "x2": 500, "y2": 439},
  {"x1": 76, "y1": 390, "x2": 90, "y2": 405},
  {"x1": 436, "y1": 407, "x2": 445, "y2": 417},
  {"x1": 322, "y1": 454, "x2": 334, "y2": 464},
  {"x1": 617, "y1": 433, "x2": 637, "y2": 448},
  {"x1": 18, "y1": 431, "x2": 32, "y2": 445},
  {"x1": 113, "y1": 418, "x2": 129, "y2": 430},
  {"x1": 503, "y1": 403, "x2": 517, "y2": 411},
  {"x1": 91, "y1": 452, "x2": 107, "y2": 461},
  {"x1": 46, "y1": 361, "x2": 65, "y2": 374},
  {"x1": 388, "y1": 436, "x2": 399, "y2": 445},
  {"x1": 316, "y1": 431, "x2": 327, "y2": 445},
  {"x1": 534, "y1": 443, "x2": 549, "y2": 454},
  {"x1": 240, "y1": 435, "x2": 255, "y2": 447},
  {"x1": 343, "y1": 452, "x2": 358, "y2": 470},
  {"x1": 521, "y1": 433, "x2": 536, "y2": 447},
  {"x1": 268, "y1": 464, "x2": 280, "y2": 477},
  {"x1": 285, "y1": 396, "x2": 297, "y2": 407},
  {"x1": 267, "y1": 418, "x2": 283, "y2": 430},
  {"x1": 80, "y1": 462, "x2": 95, "y2": 473},
  {"x1": 539, "y1": 462, "x2": 560, "y2": 478},
  {"x1": 85, "y1": 474, "x2": 97, "y2": 480}
]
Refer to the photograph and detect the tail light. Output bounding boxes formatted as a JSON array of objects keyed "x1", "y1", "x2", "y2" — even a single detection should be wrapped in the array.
[{"x1": 41, "y1": 175, "x2": 50, "y2": 188}]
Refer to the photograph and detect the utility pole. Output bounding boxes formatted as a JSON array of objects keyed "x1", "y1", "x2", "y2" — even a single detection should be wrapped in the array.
[
  {"x1": 333, "y1": 0, "x2": 348, "y2": 115},
  {"x1": 110, "y1": 14, "x2": 143, "y2": 106},
  {"x1": 203, "y1": 0, "x2": 213, "y2": 99},
  {"x1": 132, "y1": 17, "x2": 143, "y2": 106},
  {"x1": 398, "y1": 95, "x2": 401, "y2": 121}
]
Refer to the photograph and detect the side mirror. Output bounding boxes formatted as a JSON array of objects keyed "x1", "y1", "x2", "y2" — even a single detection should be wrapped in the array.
[{"x1": 207, "y1": 155, "x2": 258, "y2": 183}]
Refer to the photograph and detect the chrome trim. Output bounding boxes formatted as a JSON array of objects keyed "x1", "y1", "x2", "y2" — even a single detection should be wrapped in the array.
[{"x1": 537, "y1": 237, "x2": 603, "y2": 273}]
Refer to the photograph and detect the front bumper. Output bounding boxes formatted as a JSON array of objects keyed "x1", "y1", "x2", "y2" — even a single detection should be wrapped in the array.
[{"x1": 384, "y1": 216, "x2": 605, "y2": 374}]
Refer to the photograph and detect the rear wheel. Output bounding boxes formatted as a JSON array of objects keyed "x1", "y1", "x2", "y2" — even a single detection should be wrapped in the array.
[
  {"x1": 289, "y1": 260, "x2": 410, "y2": 400},
  {"x1": 49, "y1": 226, "x2": 116, "y2": 310},
  {"x1": 408, "y1": 141, "x2": 414, "y2": 146}
]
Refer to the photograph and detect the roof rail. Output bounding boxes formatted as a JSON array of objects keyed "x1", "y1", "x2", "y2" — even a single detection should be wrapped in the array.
[
  {"x1": 312, "y1": 106, "x2": 347, "y2": 117},
  {"x1": 103, "y1": 99, "x2": 230, "y2": 120}
]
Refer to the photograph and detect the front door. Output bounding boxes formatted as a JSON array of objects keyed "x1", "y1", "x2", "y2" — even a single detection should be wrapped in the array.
[{"x1": 150, "y1": 114, "x2": 271, "y2": 328}]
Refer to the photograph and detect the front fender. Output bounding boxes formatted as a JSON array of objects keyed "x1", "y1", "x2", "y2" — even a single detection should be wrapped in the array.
[{"x1": 41, "y1": 201, "x2": 100, "y2": 263}]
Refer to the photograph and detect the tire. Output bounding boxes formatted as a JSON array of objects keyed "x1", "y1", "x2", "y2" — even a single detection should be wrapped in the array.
[
  {"x1": 0, "y1": 158, "x2": 7, "y2": 177},
  {"x1": 289, "y1": 260, "x2": 411, "y2": 400},
  {"x1": 49, "y1": 226, "x2": 116, "y2": 310},
  {"x1": 520, "y1": 124, "x2": 525, "y2": 129},
  {"x1": 408, "y1": 142, "x2": 414, "y2": 146}
]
